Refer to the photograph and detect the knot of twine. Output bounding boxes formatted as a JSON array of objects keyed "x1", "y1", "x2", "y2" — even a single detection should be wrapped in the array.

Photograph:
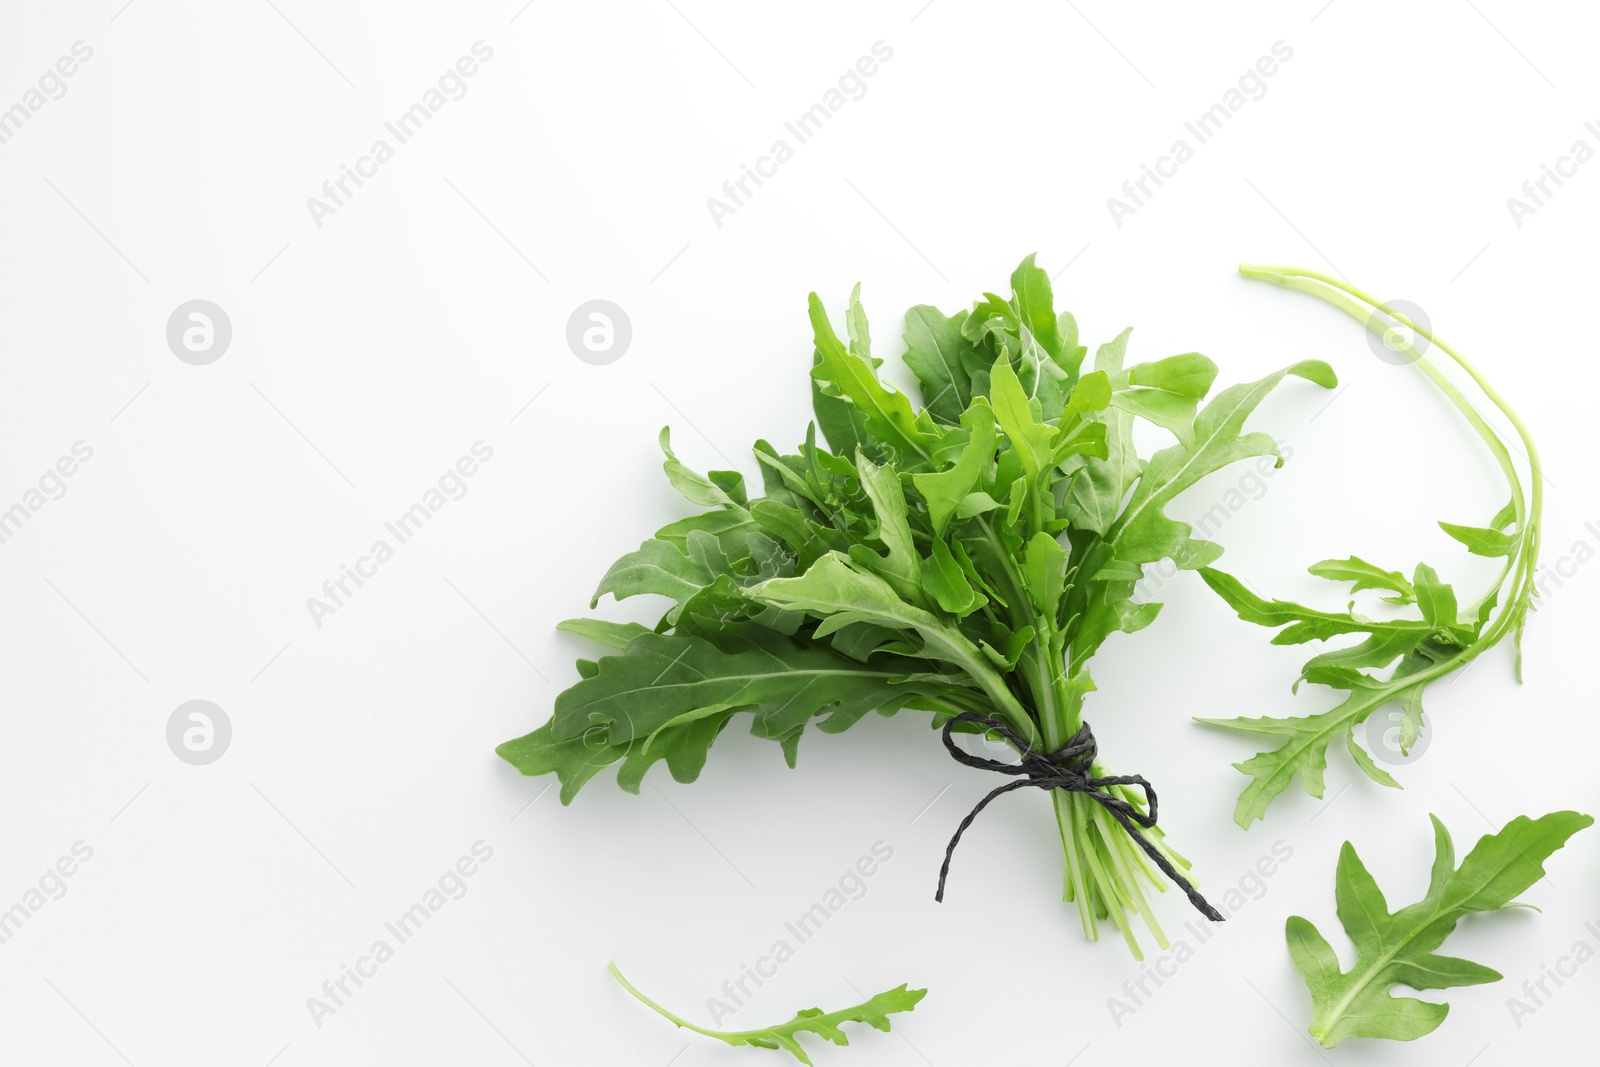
[{"x1": 934, "y1": 712, "x2": 1224, "y2": 922}]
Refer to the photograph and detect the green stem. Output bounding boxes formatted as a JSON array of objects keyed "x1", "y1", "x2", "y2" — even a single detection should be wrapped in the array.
[
  {"x1": 1238, "y1": 264, "x2": 1541, "y2": 664},
  {"x1": 608, "y1": 962, "x2": 723, "y2": 1039}
]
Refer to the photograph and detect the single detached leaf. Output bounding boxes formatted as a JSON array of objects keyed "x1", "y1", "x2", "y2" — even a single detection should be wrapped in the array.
[
  {"x1": 1289, "y1": 812, "x2": 1591, "y2": 1047},
  {"x1": 610, "y1": 962, "x2": 927, "y2": 1066}
]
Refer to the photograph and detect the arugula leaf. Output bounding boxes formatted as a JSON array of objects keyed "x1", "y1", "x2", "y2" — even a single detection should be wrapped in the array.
[
  {"x1": 1307, "y1": 555, "x2": 1416, "y2": 603},
  {"x1": 609, "y1": 962, "x2": 926, "y2": 1065},
  {"x1": 1203, "y1": 266, "x2": 1544, "y2": 824},
  {"x1": 809, "y1": 294, "x2": 942, "y2": 469},
  {"x1": 903, "y1": 305, "x2": 978, "y2": 426},
  {"x1": 1288, "y1": 811, "x2": 1591, "y2": 1047},
  {"x1": 504, "y1": 626, "x2": 972, "y2": 800},
  {"x1": 1106, "y1": 360, "x2": 1336, "y2": 569}
]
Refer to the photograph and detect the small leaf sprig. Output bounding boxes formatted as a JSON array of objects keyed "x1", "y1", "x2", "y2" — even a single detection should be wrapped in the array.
[
  {"x1": 608, "y1": 962, "x2": 926, "y2": 1065},
  {"x1": 1288, "y1": 811, "x2": 1591, "y2": 1046},
  {"x1": 1199, "y1": 265, "x2": 1544, "y2": 825}
]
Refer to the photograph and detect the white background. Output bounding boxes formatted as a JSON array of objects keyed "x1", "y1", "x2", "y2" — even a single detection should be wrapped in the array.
[{"x1": 2, "y1": 1, "x2": 1596, "y2": 1064}]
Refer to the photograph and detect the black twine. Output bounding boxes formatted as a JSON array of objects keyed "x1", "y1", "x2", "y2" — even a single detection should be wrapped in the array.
[{"x1": 933, "y1": 712, "x2": 1224, "y2": 922}]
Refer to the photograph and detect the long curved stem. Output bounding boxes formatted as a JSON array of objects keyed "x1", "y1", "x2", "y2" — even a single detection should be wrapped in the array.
[{"x1": 1238, "y1": 264, "x2": 1542, "y2": 668}]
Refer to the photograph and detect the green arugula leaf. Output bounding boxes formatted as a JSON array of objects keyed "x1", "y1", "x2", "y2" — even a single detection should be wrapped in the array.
[
  {"x1": 499, "y1": 628, "x2": 965, "y2": 801},
  {"x1": 1109, "y1": 352, "x2": 1219, "y2": 445},
  {"x1": 1308, "y1": 555, "x2": 1417, "y2": 603},
  {"x1": 1438, "y1": 520, "x2": 1517, "y2": 558},
  {"x1": 910, "y1": 398, "x2": 997, "y2": 537},
  {"x1": 610, "y1": 962, "x2": 927, "y2": 1065},
  {"x1": 1061, "y1": 331, "x2": 1142, "y2": 536},
  {"x1": 1106, "y1": 360, "x2": 1336, "y2": 568},
  {"x1": 1009, "y1": 253, "x2": 1067, "y2": 366},
  {"x1": 902, "y1": 305, "x2": 978, "y2": 426},
  {"x1": 1289, "y1": 812, "x2": 1591, "y2": 1047},
  {"x1": 988, "y1": 354, "x2": 1060, "y2": 478},
  {"x1": 809, "y1": 293, "x2": 942, "y2": 469}
]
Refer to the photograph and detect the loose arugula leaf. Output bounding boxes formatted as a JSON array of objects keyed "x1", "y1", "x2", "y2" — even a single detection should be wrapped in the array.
[
  {"x1": 1203, "y1": 266, "x2": 1544, "y2": 824},
  {"x1": 609, "y1": 962, "x2": 926, "y2": 1065},
  {"x1": 1289, "y1": 811, "x2": 1591, "y2": 1047}
]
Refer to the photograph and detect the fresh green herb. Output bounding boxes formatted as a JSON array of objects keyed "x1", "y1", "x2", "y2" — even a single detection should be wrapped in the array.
[
  {"x1": 1288, "y1": 810, "x2": 1590, "y2": 1047},
  {"x1": 1199, "y1": 265, "x2": 1543, "y2": 826},
  {"x1": 499, "y1": 255, "x2": 1335, "y2": 956},
  {"x1": 607, "y1": 962, "x2": 925, "y2": 1064}
]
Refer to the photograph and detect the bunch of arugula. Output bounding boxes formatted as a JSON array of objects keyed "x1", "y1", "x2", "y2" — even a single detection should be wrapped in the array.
[
  {"x1": 499, "y1": 255, "x2": 1335, "y2": 956},
  {"x1": 1200, "y1": 266, "x2": 1543, "y2": 826}
]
